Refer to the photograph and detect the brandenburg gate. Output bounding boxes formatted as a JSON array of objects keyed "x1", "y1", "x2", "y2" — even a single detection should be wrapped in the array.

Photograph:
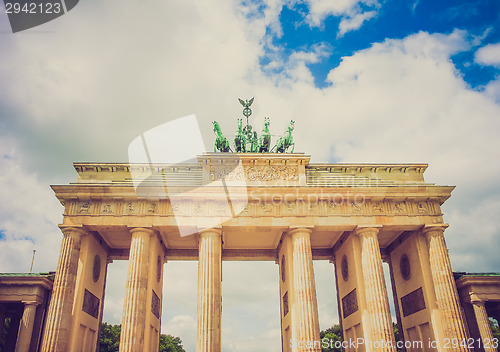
[{"x1": 39, "y1": 152, "x2": 474, "y2": 352}]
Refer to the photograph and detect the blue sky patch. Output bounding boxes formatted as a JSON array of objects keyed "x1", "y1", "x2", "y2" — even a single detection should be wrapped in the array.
[{"x1": 254, "y1": 0, "x2": 500, "y2": 88}]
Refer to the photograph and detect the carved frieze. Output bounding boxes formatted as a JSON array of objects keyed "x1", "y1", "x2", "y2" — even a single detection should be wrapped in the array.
[
  {"x1": 210, "y1": 165, "x2": 299, "y2": 182},
  {"x1": 66, "y1": 198, "x2": 443, "y2": 218}
]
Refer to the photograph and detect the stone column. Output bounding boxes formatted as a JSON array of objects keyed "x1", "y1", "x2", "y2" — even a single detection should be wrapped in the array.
[
  {"x1": 290, "y1": 227, "x2": 321, "y2": 351},
  {"x1": 196, "y1": 228, "x2": 222, "y2": 352},
  {"x1": 119, "y1": 228, "x2": 153, "y2": 352},
  {"x1": 15, "y1": 301, "x2": 39, "y2": 352},
  {"x1": 41, "y1": 227, "x2": 85, "y2": 352},
  {"x1": 356, "y1": 227, "x2": 396, "y2": 352},
  {"x1": 423, "y1": 225, "x2": 469, "y2": 351},
  {"x1": 471, "y1": 297, "x2": 497, "y2": 352}
]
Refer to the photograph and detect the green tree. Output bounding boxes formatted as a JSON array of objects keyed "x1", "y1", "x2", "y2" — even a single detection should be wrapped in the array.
[
  {"x1": 320, "y1": 324, "x2": 342, "y2": 352},
  {"x1": 98, "y1": 323, "x2": 186, "y2": 352},
  {"x1": 393, "y1": 322, "x2": 404, "y2": 352},
  {"x1": 490, "y1": 319, "x2": 500, "y2": 341},
  {"x1": 320, "y1": 323, "x2": 401, "y2": 352},
  {"x1": 0, "y1": 317, "x2": 10, "y2": 350},
  {"x1": 99, "y1": 323, "x2": 120, "y2": 352},
  {"x1": 159, "y1": 334, "x2": 186, "y2": 352}
]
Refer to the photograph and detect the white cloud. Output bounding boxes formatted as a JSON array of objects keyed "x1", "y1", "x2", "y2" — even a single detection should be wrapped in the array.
[
  {"x1": 0, "y1": 137, "x2": 63, "y2": 273},
  {"x1": 475, "y1": 42, "x2": 500, "y2": 68},
  {"x1": 305, "y1": 0, "x2": 381, "y2": 34},
  {"x1": 338, "y1": 10, "x2": 377, "y2": 37},
  {"x1": 483, "y1": 77, "x2": 500, "y2": 103},
  {"x1": 262, "y1": 42, "x2": 331, "y2": 85},
  {"x1": 164, "y1": 315, "x2": 197, "y2": 352}
]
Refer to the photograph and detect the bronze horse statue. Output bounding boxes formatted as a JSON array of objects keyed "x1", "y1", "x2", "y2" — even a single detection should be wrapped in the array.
[
  {"x1": 259, "y1": 117, "x2": 271, "y2": 153},
  {"x1": 272, "y1": 120, "x2": 295, "y2": 153},
  {"x1": 213, "y1": 121, "x2": 231, "y2": 152}
]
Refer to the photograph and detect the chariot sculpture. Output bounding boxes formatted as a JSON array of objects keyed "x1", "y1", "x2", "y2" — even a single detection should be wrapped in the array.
[{"x1": 213, "y1": 98, "x2": 295, "y2": 153}]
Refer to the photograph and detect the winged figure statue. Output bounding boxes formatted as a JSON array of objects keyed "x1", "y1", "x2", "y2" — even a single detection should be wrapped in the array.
[{"x1": 238, "y1": 97, "x2": 254, "y2": 108}]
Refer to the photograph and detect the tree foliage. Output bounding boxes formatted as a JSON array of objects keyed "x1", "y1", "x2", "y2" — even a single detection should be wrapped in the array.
[
  {"x1": 320, "y1": 324, "x2": 342, "y2": 352},
  {"x1": 159, "y1": 334, "x2": 186, "y2": 352},
  {"x1": 319, "y1": 323, "x2": 401, "y2": 352},
  {"x1": 0, "y1": 317, "x2": 10, "y2": 350},
  {"x1": 99, "y1": 323, "x2": 120, "y2": 352},
  {"x1": 490, "y1": 319, "x2": 500, "y2": 341},
  {"x1": 98, "y1": 323, "x2": 186, "y2": 352}
]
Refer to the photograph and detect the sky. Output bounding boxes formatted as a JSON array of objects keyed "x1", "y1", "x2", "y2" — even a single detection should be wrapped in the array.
[{"x1": 1, "y1": 0, "x2": 500, "y2": 351}]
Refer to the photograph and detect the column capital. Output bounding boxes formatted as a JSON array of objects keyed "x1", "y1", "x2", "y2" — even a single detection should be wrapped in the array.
[
  {"x1": 58, "y1": 226, "x2": 87, "y2": 238},
  {"x1": 128, "y1": 227, "x2": 155, "y2": 236},
  {"x1": 288, "y1": 226, "x2": 313, "y2": 237},
  {"x1": 21, "y1": 301, "x2": 39, "y2": 306},
  {"x1": 354, "y1": 225, "x2": 382, "y2": 237},
  {"x1": 197, "y1": 227, "x2": 222, "y2": 236},
  {"x1": 470, "y1": 294, "x2": 485, "y2": 305},
  {"x1": 422, "y1": 224, "x2": 449, "y2": 237}
]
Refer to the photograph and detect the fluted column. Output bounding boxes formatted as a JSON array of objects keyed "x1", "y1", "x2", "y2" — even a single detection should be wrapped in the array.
[
  {"x1": 119, "y1": 228, "x2": 153, "y2": 352},
  {"x1": 424, "y1": 225, "x2": 469, "y2": 352},
  {"x1": 290, "y1": 227, "x2": 320, "y2": 352},
  {"x1": 196, "y1": 228, "x2": 222, "y2": 352},
  {"x1": 471, "y1": 297, "x2": 497, "y2": 352},
  {"x1": 41, "y1": 227, "x2": 85, "y2": 352},
  {"x1": 356, "y1": 227, "x2": 396, "y2": 352},
  {"x1": 15, "y1": 301, "x2": 39, "y2": 352}
]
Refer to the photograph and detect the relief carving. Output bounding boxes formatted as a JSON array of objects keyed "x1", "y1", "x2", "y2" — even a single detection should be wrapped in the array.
[
  {"x1": 210, "y1": 166, "x2": 245, "y2": 181},
  {"x1": 350, "y1": 202, "x2": 363, "y2": 213},
  {"x1": 210, "y1": 166, "x2": 299, "y2": 181},
  {"x1": 373, "y1": 202, "x2": 383, "y2": 213},
  {"x1": 101, "y1": 203, "x2": 113, "y2": 214},
  {"x1": 417, "y1": 202, "x2": 427, "y2": 213},
  {"x1": 261, "y1": 203, "x2": 272, "y2": 214},
  {"x1": 246, "y1": 166, "x2": 298, "y2": 181},
  {"x1": 328, "y1": 201, "x2": 339, "y2": 213},
  {"x1": 394, "y1": 202, "x2": 405, "y2": 214},
  {"x1": 285, "y1": 201, "x2": 296, "y2": 214},
  {"x1": 148, "y1": 203, "x2": 157, "y2": 213},
  {"x1": 67, "y1": 198, "x2": 441, "y2": 218},
  {"x1": 126, "y1": 202, "x2": 136, "y2": 214},
  {"x1": 78, "y1": 201, "x2": 91, "y2": 214}
]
